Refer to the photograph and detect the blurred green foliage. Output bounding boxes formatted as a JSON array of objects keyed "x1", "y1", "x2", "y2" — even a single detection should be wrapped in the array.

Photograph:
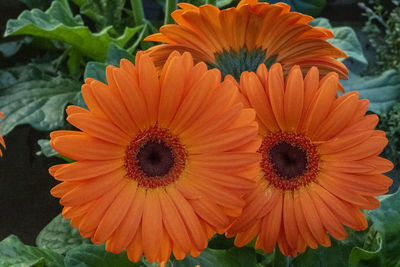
[
  {"x1": 378, "y1": 103, "x2": 400, "y2": 166},
  {"x1": 361, "y1": 0, "x2": 400, "y2": 73}
]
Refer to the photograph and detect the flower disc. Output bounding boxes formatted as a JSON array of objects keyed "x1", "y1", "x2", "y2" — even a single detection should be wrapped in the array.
[
  {"x1": 49, "y1": 51, "x2": 260, "y2": 263},
  {"x1": 227, "y1": 63, "x2": 393, "y2": 257},
  {"x1": 144, "y1": 0, "x2": 348, "y2": 81}
]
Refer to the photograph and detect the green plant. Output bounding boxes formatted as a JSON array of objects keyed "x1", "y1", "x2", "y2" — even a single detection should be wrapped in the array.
[
  {"x1": 360, "y1": 0, "x2": 400, "y2": 73},
  {"x1": 378, "y1": 102, "x2": 400, "y2": 165}
]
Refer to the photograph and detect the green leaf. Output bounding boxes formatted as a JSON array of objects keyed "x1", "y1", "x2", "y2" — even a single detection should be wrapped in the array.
[
  {"x1": 84, "y1": 61, "x2": 107, "y2": 84},
  {"x1": 341, "y1": 69, "x2": 400, "y2": 114},
  {"x1": 348, "y1": 227, "x2": 382, "y2": 267},
  {"x1": 142, "y1": 257, "x2": 173, "y2": 267},
  {"x1": 36, "y1": 139, "x2": 58, "y2": 157},
  {"x1": 273, "y1": 249, "x2": 290, "y2": 267},
  {"x1": 0, "y1": 235, "x2": 64, "y2": 267},
  {"x1": 84, "y1": 43, "x2": 135, "y2": 84},
  {"x1": 0, "y1": 63, "x2": 83, "y2": 135},
  {"x1": 79, "y1": 0, "x2": 126, "y2": 29},
  {"x1": 310, "y1": 18, "x2": 368, "y2": 65},
  {"x1": 290, "y1": 228, "x2": 382, "y2": 267},
  {"x1": 36, "y1": 214, "x2": 91, "y2": 255},
  {"x1": 67, "y1": 48, "x2": 83, "y2": 75},
  {"x1": 5, "y1": 1, "x2": 141, "y2": 61},
  {"x1": 207, "y1": 234, "x2": 235, "y2": 250},
  {"x1": 291, "y1": 240, "x2": 351, "y2": 267},
  {"x1": 173, "y1": 247, "x2": 257, "y2": 267},
  {"x1": 330, "y1": 27, "x2": 368, "y2": 65},
  {"x1": 215, "y1": 0, "x2": 233, "y2": 8},
  {"x1": 106, "y1": 43, "x2": 134, "y2": 66},
  {"x1": 266, "y1": 0, "x2": 326, "y2": 17},
  {"x1": 368, "y1": 189, "x2": 400, "y2": 267},
  {"x1": 64, "y1": 244, "x2": 138, "y2": 267},
  {"x1": 0, "y1": 41, "x2": 22, "y2": 57}
]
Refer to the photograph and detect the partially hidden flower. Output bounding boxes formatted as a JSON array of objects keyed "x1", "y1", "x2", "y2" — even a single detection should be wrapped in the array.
[
  {"x1": 227, "y1": 63, "x2": 393, "y2": 257},
  {"x1": 49, "y1": 52, "x2": 261, "y2": 263},
  {"x1": 144, "y1": 0, "x2": 348, "y2": 81},
  {"x1": 0, "y1": 112, "x2": 5, "y2": 157}
]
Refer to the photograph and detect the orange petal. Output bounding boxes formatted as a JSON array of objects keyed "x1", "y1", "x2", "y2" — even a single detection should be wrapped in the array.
[
  {"x1": 90, "y1": 80, "x2": 137, "y2": 135},
  {"x1": 168, "y1": 186, "x2": 208, "y2": 251},
  {"x1": 258, "y1": 190, "x2": 283, "y2": 252},
  {"x1": 284, "y1": 65, "x2": 304, "y2": 131},
  {"x1": 78, "y1": 179, "x2": 128, "y2": 235},
  {"x1": 305, "y1": 75, "x2": 338, "y2": 138},
  {"x1": 314, "y1": 183, "x2": 368, "y2": 230},
  {"x1": 51, "y1": 133, "x2": 124, "y2": 161},
  {"x1": 107, "y1": 188, "x2": 145, "y2": 254},
  {"x1": 298, "y1": 187, "x2": 330, "y2": 247},
  {"x1": 241, "y1": 71, "x2": 279, "y2": 132},
  {"x1": 234, "y1": 220, "x2": 261, "y2": 247},
  {"x1": 142, "y1": 190, "x2": 163, "y2": 262},
  {"x1": 112, "y1": 67, "x2": 150, "y2": 131},
  {"x1": 313, "y1": 92, "x2": 359, "y2": 140},
  {"x1": 308, "y1": 187, "x2": 347, "y2": 240},
  {"x1": 60, "y1": 169, "x2": 126, "y2": 206},
  {"x1": 53, "y1": 159, "x2": 123, "y2": 181},
  {"x1": 283, "y1": 190, "x2": 299, "y2": 249},
  {"x1": 126, "y1": 224, "x2": 144, "y2": 263},
  {"x1": 92, "y1": 181, "x2": 136, "y2": 243},
  {"x1": 268, "y1": 63, "x2": 286, "y2": 130},
  {"x1": 67, "y1": 112, "x2": 131, "y2": 145},
  {"x1": 158, "y1": 55, "x2": 185, "y2": 128},
  {"x1": 190, "y1": 197, "x2": 229, "y2": 230},
  {"x1": 136, "y1": 53, "x2": 160, "y2": 125},
  {"x1": 159, "y1": 190, "x2": 193, "y2": 253},
  {"x1": 293, "y1": 190, "x2": 318, "y2": 249}
]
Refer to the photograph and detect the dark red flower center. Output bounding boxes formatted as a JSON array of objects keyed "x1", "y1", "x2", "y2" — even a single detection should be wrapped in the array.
[
  {"x1": 137, "y1": 141, "x2": 174, "y2": 177},
  {"x1": 270, "y1": 142, "x2": 307, "y2": 179},
  {"x1": 259, "y1": 132, "x2": 319, "y2": 190},
  {"x1": 125, "y1": 127, "x2": 186, "y2": 188}
]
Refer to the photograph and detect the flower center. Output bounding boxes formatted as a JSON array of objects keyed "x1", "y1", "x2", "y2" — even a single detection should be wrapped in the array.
[
  {"x1": 211, "y1": 47, "x2": 277, "y2": 81},
  {"x1": 270, "y1": 142, "x2": 307, "y2": 179},
  {"x1": 125, "y1": 127, "x2": 186, "y2": 188},
  {"x1": 259, "y1": 132, "x2": 319, "y2": 190},
  {"x1": 136, "y1": 141, "x2": 174, "y2": 177}
]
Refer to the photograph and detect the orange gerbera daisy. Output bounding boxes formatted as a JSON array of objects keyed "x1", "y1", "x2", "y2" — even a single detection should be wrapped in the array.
[
  {"x1": 48, "y1": 51, "x2": 260, "y2": 263},
  {"x1": 0, "y1": 112, "x2": 5, "y2": 157},
  {"x1": 144, "y1": 0, "x2": 348, "y2": 81},
  {"x1": 227, "y1": 63, "x2": 393, "y2": 257}
]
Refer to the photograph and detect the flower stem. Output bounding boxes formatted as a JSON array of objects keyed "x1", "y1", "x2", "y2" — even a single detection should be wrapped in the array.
[
  {"x1": 131, "y1": 0, "x2": 145, "y2": 26},
  {"x1": 164, "y1": 0, "x2": 177, "y2": 25},
  {"x1": 206, "y1": 0, "x2": 217, "y2": 5}
]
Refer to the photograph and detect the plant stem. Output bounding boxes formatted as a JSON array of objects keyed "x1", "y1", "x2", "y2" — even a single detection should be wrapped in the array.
[
  {"x1": 206, "y1": 0, "x2": 217, "y2": 5},
  {"x1": 131, "y1": 0, "x2": 146, "y2": 26},
  {"x1": 164, "y1": 0, "x2": 177, "y2": 25}
]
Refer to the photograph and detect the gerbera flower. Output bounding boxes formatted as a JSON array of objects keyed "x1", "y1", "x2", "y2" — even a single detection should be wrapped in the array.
[
  {"x1": 227, "y1": 63, "x2": 393, "y2": 257},
  {"x1": 0, "y1": 112, "x2": 5, "y2": 157},
  {"x1": 48, "y1": 51, "x2": 260, "y2": 263},
  {"x1": 144, "y1": 0, "x2": 348, "y2": 81}
]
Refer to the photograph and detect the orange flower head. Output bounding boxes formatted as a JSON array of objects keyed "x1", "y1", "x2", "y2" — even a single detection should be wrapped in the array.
[
  {"x1": 144, "y1": 0, "x2": 348, "y2": 81},
  {"x1": 227, "y1": 63, "x2": 393, "y2": 257},
  {"x1": 48, "y1": 51, "x2": 261, "y2": 263},
  {"x1": 0, "y1": 112, "x2": 5, "y2": 157}
]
